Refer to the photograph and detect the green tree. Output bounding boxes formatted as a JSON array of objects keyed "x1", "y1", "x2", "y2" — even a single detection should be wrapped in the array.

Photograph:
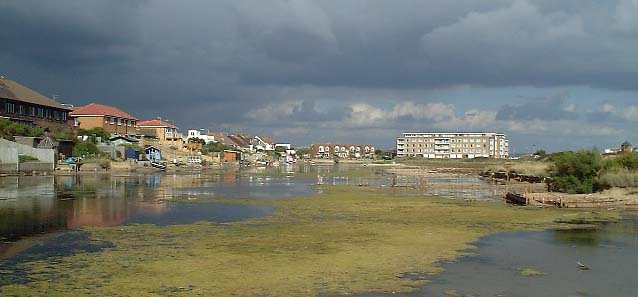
[
  {"x1": 534, "y1": 149, "x2": 547, "y2": 158},
  {"x1": 202, "y1": 142, "x2": 231, "y2": 153},
  {"x1": 548, "y1": 150, "x2": 602, "y2": 194},
  {"x1": 73, "y1": 141, "x2": 99, "y2": 157},
  {"x1": 0, "y1": 119, "x2": 45, "y2": 140},
  {"x1": 189, "y1": 137, "x2": 206, "y2": 144},
  {"x1": 77, "y1": 127, "x2": 110, "y2": 142}
]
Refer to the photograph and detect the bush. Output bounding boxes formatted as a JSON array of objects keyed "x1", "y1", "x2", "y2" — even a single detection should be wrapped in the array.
[
  {"x1": 548, "y1": 150, "x2": 602, "y2": 194},
  {"x1": 77, "y1": 127, "x2": 110, "y2": 142},
  {"x1": 616, "y1": 151, "x2": 638, "y2": 170},
  {"x1": 73, "y1": 141, "x2": 99, "y2": 157},
  {"x1": 598, "y1": 172, "x2": 638, "y2": 188},
  {"x1": 0, "y1": 119, "x2": 45, "y2": 140}
]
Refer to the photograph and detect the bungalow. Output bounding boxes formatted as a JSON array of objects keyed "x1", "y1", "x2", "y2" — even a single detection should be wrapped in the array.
[
  {"x1": 0, "y1": 78, "x2": 72, "y2": 129},
  {"x1": 69, "y1": 103, "x2": 138, "y2": 135},
  {"x1": 144, "y1": 146, "x2": 162, "y2": 161},
  {"x1": 109, "y1": 135, "x2": 139, "y2": 147}
]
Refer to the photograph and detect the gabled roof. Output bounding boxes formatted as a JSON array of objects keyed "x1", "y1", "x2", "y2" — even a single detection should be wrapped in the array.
[
  {"x1": 109, "y1": 135, "x2": 139, "y2": 143},
  {"x1": 228, "y1": 134, "x2": 252, "y2": 147},
  {"x1": 208, "y1": 132, "x2": 238, "y2": 146},
  {"x1": 0, "y1": 78, "x2": 71, "y2": 110},
  {"x1": 256, "y1": 136, "x2": 274, "y2": 144},
  {"x1": 70, "y1": 103, "x2": 138, "y2": 120},
  {"x1": 137, "y1": 119, "x2": 177, "y2": 128}
]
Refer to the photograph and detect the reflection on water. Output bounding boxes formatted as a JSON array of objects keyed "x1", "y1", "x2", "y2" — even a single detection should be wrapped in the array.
[
  {"x1": 0, "y1": 169, "x2": 316, "y2": 258},
  {"x1": 358, "y1": 215, "x2": 638, "y2": 297}
]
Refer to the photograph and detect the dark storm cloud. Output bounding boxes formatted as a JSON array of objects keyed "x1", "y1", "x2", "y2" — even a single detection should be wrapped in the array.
[
  {"x1": 2, "y1": 0, "x2": 638, "y2": 150},
  {"x1": 496, "y1": 92, "x2": 577, "y2": 121},
  {"x1": 0, "y1": 1, "x2": 144, "y2": 69}
]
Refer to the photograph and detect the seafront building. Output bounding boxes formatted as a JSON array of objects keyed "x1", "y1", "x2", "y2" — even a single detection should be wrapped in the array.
[
  {"x1": 396, "y1": 132, "x2": 509, "y2": 159},
  {"x1": 0, "y1": 78, "x2": 72, "y2": 129}
]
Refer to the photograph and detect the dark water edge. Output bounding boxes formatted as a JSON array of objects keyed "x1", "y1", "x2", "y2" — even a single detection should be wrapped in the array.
[{"x1": 354, "y1": 214, "x2": 638, "y2": 297}]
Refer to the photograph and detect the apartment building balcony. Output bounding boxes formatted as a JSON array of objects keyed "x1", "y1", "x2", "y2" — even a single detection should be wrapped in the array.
[{"x1": 165, "y1": 131, "x2": 183, "y2": 140}]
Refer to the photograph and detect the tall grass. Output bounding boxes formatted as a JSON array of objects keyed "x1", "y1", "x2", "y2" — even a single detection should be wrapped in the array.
[
  {"x1": 598, "y1": 171, "x2": 638, "y2": 188},
  {"x1": 484, "y1": 161, "x2": 549, "y2": 177}
]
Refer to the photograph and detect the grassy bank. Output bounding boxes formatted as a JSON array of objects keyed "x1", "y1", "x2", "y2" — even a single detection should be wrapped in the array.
[{"x1": 0, "y1": 187, "x2": 616, "y2": 296}]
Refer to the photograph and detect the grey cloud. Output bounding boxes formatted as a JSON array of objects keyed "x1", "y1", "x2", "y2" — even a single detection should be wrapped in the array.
[
  {"x1": 2, "y1": 0, "x2": 638, "y2": 151},
  {"x1": 496, "y1": 92, "x2": 577, "y2": 121}
]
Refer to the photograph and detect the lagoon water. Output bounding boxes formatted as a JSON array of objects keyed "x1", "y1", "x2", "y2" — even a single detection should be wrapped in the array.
[
  {"x1": 2, "y1": 166, "x2": 637, "y2": 296},
  {"x1": 0, "y1": 169, "x2": 316, "y2": 259},
  {"x1": 358, "y1": 215, "x2": 638, "y2": 297}
]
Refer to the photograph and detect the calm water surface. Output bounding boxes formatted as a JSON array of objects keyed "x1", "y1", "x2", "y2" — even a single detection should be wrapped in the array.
[
  {"x1": 0, "y1": 167, "x2": 322, "y2": 258},
  {"x1": 357, "y1": 215, "x2": 638, "y2": 297}
]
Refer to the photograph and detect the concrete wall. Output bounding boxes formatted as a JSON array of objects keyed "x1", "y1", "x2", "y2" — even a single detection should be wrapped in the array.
[{"x1": 0, "y1": 138, "x2": 55, "y2": 171}]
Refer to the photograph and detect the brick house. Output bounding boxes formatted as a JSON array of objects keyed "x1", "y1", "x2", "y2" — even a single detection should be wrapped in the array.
[
  {"x1": 0, "y1": 78, "x2": 72, "y2": 130},
  {"x1": 137, "y1": 119, "x2": 181, "y2": 143},
  {"x1": 69, "y1": 103, "x2": 138, "y2": 135}
]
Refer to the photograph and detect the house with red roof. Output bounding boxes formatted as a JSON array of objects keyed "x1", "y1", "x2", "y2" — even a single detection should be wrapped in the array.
[
  {"x1": 69, "y1": 103, "x2": 138, "y2": 135},
  {"x1": 137, "y1": 118, "x2": 181, "y2": 142}
]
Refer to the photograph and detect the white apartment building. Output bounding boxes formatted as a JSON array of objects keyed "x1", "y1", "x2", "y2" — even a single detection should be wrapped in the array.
[{"x1": 396, "y1": 132, "x2": 509, "y2": 159}]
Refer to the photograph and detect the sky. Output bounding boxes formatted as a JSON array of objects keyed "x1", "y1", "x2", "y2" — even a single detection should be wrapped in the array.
[{"x1": 2, "y1": 0, "x2": 638, "y2": 152}]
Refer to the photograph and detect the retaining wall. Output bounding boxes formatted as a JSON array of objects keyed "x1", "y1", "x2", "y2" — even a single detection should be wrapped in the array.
[{"x1": 0, "y1": 138, "x2": 56, "y2": 171}]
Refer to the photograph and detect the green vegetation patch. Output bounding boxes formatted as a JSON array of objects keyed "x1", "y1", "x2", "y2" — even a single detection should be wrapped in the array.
[
  {"x1": 517, "y1": 267, "x2": 546, "y2": 277},
  {"x1": 0, "y1": 187, "x2": 617, "y2": 296}
]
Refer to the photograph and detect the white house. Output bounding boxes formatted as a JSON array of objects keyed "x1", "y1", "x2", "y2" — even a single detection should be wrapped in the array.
[
  {"x1": 186, "y1": 129, "x2": 215, "y2": 143},
  {"x1": 252, "y1": 136, "x2": 275, "y2": 151}
]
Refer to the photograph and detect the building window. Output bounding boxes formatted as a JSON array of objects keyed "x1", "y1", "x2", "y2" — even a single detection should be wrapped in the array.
[
  {"x1": 37, "y1": 108, "x2": 44, "y2": 118},
  {"x1": 45, "y1": 109, "x2": 51, "y2": 119},
  {"x1": 28, "y1": 106, "x2": 35, "y2": 117},
  {"x1": 117, "y1": 118, "x2": 123, "y2": 126},
  {"x1": 6, "y1": 102, "x2": 15, "y2": 113},
  {"x1": 54, "y1": 111, "x2": 60, "y2": 120},
  {"x1": 74, "y1": 118, "x2": 80, "y2": 127},
  {"x1": 62, "y1": 112, "x2": 67, "y2": 121},
  {"x1": 110, "y1": 117, "x2": 115, "y2": 124}
]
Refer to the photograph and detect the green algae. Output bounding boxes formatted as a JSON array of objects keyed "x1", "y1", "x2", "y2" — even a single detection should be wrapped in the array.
[
  {"x1": 518, "y1": 267, "x2": 547, "y2": 276},
  {"x1": 0, "y1": 186, "x2": 618, "y2": 296}
]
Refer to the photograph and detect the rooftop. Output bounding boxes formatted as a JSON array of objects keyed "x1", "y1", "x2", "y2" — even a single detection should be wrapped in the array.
[
  {"x1": 70, "y1": 103, "x2": 138, "y2": 120},
  {"x1": 0, "y1": 78, "x2": 71, "y2": 110},
  {"x1": 137, "y1": 119, "x2": 177, "y2": 128}
]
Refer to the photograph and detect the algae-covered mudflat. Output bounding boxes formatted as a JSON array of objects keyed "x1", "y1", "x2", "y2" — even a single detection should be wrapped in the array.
[{"x1": 0, "y1": 184, "x2": 616, "y2": 297}]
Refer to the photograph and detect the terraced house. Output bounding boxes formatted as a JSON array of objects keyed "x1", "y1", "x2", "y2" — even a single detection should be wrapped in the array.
[
  {"x1": 69, "y1": 103, "x2": 138, "y2": 135},
  {"x1": 0, "y1": 78, "x2": 72, "y2": 129},
  {"x1": 396, "y1": 132, "x2": 509, "y2": 159}
]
